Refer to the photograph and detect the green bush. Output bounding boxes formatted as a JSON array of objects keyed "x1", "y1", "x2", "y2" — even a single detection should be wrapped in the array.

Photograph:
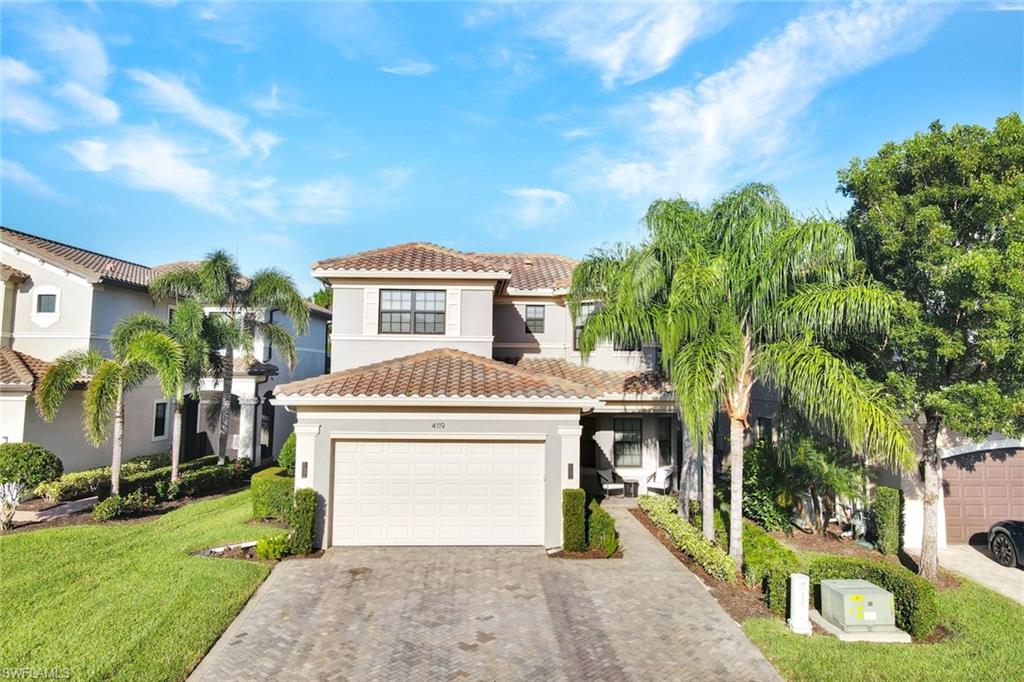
[
  {"x1": 587, "y1": 499, "x2": 618, "y2": 557},
  {"x1": 806, "y1": 554, "x2": 939, "y2": 638},
  {"x1": 97, "y1": 455, "x2": 219, "y2": 500},
  {"x1": 743, "y1": 441, "x2": 791, "y2": 531},
  {"x1": 255, "y1": 532, "x2": 291, "y2": 560},
  {"x1": 0, "y1": 443, "x2": 63, "y2": 489},
  {"x1": 639, "y1": 494, "x2": 738, "y2": 582},
  {"x1": 90, "y1": 489, "x2": 157, "y2": 521},
  {"x1": 251, "y1": 467, "x2": 294, "y2": 520},
  {"x1": 873, "y1": 486, "x2": 903, "y2": 556},
  {"x1": 562, "y1": 488, "x2": 586, "y2": 552},
  {"x1": 35, "y1": 452, "x2": 178, "y2": 502},
  {"x1": 175, "y1": 462, "x2": 249, "y2": 499},
  {"x1": 742, "y1": 521, "x2": 801, "y2": 615},
  {"x1": 689, "y1": 499, "x2": 728, "y2": 546},
  {"x1": 91, "y1": 496, "x2": 123, "y2": 521},
  {"x1": 289, "y1": 488, "x2": 316, "y2": 555},
  {"x1": 122, "y1": 452, "x2": 171, "y2": 473},
  {"x1": 277, "y1": 433, "x2": 296, "y2": 475}
]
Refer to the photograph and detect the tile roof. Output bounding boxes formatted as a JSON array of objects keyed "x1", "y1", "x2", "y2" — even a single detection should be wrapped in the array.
[
  {"x1": 509, "y1": 357, "x2": 673, "y2": 399},
  {"x1": 2, "y1": 225, "x2": 152, "y2": 289},
  {"x1": 274, "y1": 348, "x2": 592, "y2": 400},
  {"x1": 471, "y1": 253, "x2": 577, "y2": 292},
  {"x1": 0, "y1": 347, "x2": 51, "y2": 388},
  {"x1": 0, "y1": 263, "x2": 28, "y2": 281},
  {"x1": 313, "y1": 243, "x2": 506, "y2": 275}
]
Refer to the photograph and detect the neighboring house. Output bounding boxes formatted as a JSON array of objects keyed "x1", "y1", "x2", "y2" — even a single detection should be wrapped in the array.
[
  {"x1": 273, "y1": 242, "x2": 774, "y2": 550},
  {"x1": 0, "y1": 226, "x2": 329, "y2": 472},
  {"x1": 877, "y1": 428, "x2": 1024, "y2": 549}
]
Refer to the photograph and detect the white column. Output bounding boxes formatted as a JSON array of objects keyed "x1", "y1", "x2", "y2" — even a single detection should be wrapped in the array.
[
  {"x1": 237, "y1": 397, "x2": 259, "y2": 464},
  {"x1": 0, "y1": 393, "x2": 29, "y2": 444},
  {"x1": 293, "y1": 423, "x2": 322, "y2": 488},
  {"x1": 558, "y1": 425, "x2": 583, "y2": 489}
]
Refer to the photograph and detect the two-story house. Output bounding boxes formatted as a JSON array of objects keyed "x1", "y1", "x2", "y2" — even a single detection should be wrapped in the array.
[
  {"x1": 273, "y1": 242, "x2": 701, "y2": 550},
  {"x1": 0, "y1": 226, "x2": 329, "y2": 472}
]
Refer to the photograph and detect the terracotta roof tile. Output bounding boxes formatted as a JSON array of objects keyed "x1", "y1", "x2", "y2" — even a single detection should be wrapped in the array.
[
  {"x1": 0, "y1": 263, "x2": 28, "y2": 281},
  {"x1": 2, "y1": 226, "x2": 152, "y2": 289},
  {"x1": 313, "y1": 243, "x2": 505, "y2": 275},
  {"x1": 0, "y1": 348, "x2": 51, "y2": 387},
  {"x1": 471, "y1": 253, "x2": 577, "y2": 292},
  {"x1": 509, "y1": 357, "x2": 672, "y2": 399},
  {"x1": 274, "y1": 348, "x2": 591, "y2": 400}
]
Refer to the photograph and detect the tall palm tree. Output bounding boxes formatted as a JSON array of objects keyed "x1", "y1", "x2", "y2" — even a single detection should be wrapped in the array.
[
  {"x1": 569, "y1": 183, "x2": 914, "y2": 567},
  {"x1": 35, "y1": 328, "x2": 182, "y2": 496},
  {"x1": 107, "y1": 301, "x2": 225, "y2": 480},
  {"x1": 149, "y1": 250, "x2": 309, "y2": 464}
]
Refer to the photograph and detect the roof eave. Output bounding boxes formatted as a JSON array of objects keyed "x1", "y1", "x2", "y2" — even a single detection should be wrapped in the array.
[
  {"x1": 312, "y1": 268, "x2": 512, "y2": 283},
  {"x1": 271, "y1": 394, "x2": 601, "y2": 409}
]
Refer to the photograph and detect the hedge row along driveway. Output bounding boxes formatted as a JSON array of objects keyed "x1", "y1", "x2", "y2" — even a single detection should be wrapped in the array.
[{"x1": 0, "y1": 491, "x2": 276, "y2": 682}]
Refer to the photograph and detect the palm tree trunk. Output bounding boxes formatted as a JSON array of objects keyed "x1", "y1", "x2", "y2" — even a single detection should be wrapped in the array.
[
  {"x1": 170, "y1": 398, "x2": 184, "y2": 481},
  {"x1": 677, "y1": 422, "x2": 690, "y2": 519},
  {"x1": 728, "y1": 416, "x2": 745, "y2": 569},
  {"x1": 701, "y1": 427, "x2": 715, "y2": 542},
  {"x1": 217, "y1": 345, "x2": 234, "y2": 465},
  {"x1": 111, "y1": 387, "x2": 125, "y2": 497},
  {"x1": 919, "y1": 412, "x2": 942, "y2": 581}
]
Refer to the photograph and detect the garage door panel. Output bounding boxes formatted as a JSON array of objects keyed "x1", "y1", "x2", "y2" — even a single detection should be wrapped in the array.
[
  {"x1": 943, "y1": 449, "x2": 1021, "y2": 544},
  {"x1": 333, "y1": 440, "x2": 545, "y2": 546}
]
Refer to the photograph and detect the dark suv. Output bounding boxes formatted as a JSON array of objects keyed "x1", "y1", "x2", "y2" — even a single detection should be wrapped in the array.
[{"x1": 988, "y1": 520, "x2": 1024, "y2": 568}]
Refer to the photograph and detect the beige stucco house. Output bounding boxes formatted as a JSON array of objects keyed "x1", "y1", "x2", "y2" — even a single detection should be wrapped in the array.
[{"x1": 0, "y1": 226, "x2": 329, "y2": 472}]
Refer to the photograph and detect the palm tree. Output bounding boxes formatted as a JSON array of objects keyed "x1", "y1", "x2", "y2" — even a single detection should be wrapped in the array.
[
  {"x1": 149, "y1": 250, "x2": 309, "y2": 464},
  {"x1": 569, "y1": 183, "x2": 914, "y2": 568},
  {"x1": 107, "y1": 301, "x2": 224, "y2": 480},
  {"x1": 35, "y1": 328, "x2": 182, "y2": 496}
]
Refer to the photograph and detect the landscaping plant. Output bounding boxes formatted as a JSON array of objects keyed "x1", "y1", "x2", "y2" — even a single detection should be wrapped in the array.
[
  {"x1": 587, "y1": 499, "x2": 618, "y2": 557},
  {"x1": 0, "y1": 482, "x2": 26, "y2": 530},
  {"x1": 251, "y1": 467, "x2": 294, "y2": 520},
  {"x1": 255, "y1": 532, "x2": 291, "y2": 560},
  {"x1": 639, "y1": 494, "x2": 737, "y2": 582},
  {"x1": 277, "y1": 432, "x2": 297, "y2": 475},
  {"x1": 873, "y1": 486, "x2": 903, "y2": 556},
  {"x1": 0, "y1": 443, "x2": 63, "y2": 489},
  {"x1": 289, "y1": 487, "x2": 316, "y2": 555},
  {"x1": 569, "y1": 184, "x2": 914, "y2": 569},
  {"x1": 561, "y1": 488, "x2": 586, "y2": 552}
]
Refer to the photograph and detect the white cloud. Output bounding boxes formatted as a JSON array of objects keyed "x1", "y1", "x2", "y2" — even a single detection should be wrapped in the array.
[
  {"x1": 0, "y1": 159, "x2": 61, "y2": 200},
  {"x1": 55, "y1": 82, "x2": 120, "y2": 125},
  {"x1": 1, "y1": 58, "x2": 59, "y2": 131},
  {"x1": 503, "y1": 187, "x2": 571, "y2": 226},
  {"x1": 380, "y1": 60, "x2": 437, "y2": 76},
  {"x1": 253, "y1": 228, "x2": 300, "y2": 250},
  {"x1": 562, "y1": 128, "x2": 593, "y2": 139},
  {"x1": 590, "y1": 3, "x2": 952, "y2": 201},
  {"x1": 127, "y1": 69, "x2": 276, "y2": 158},
  {"x1": 36, "y1": 24, "x2": 111, "y2": 90},
  {"x1": 67, "y1": 130, "x2": 229, "y2": 217},
  {"x1": 530, "y1": 3, "x2": 729, "y2": 87},
  {"x1": 288, "y1": 177, "x2": 351, "y2": 224},
  {"x1": 2, "y1": 57, "x2": 42, "y2": 85},
  {"x1": 250, "y1": 83, "x2": 282, "y2": 114}
]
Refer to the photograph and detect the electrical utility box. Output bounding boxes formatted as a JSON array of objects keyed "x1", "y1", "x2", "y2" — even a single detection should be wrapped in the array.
[{"x1": 820, "y1": 579, "x2": 898, "y2": 633}]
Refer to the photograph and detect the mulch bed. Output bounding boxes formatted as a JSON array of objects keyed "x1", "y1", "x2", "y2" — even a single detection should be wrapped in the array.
[
  {"x1": 549, "y1": 547, "x2": 623, "y2": 559},
  {"x1": 630, "y1": 507, "x2": 773, "y2": 623},
  {"x1": 16, "y1": 498, "x2": 60, "y2": 513}
]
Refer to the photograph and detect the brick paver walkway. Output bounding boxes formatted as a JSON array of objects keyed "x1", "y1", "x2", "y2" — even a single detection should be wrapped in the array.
[{"x1": 190, "y1": 505, "x2": 781, "y2": 681}]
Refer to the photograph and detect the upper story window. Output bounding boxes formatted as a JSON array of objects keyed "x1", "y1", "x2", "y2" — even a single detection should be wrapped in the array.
[
  {"x1": 379, "y1": 289, "x2": 445, "y2": 334},
  {"x1": 573, "y1": 302, "x2": 597, "y2": 351},
  {"x1": 613, "y1": 417, "x2": 642, "y2": 467},
  {"x1": 525, "y1": 305, "x2": 545, "y2": 334},
  {"x1": 36, "y1": 294, "x2": 57, "y2": 313},
  {"x1": 30, "y1": 285, "x2": 61, "y2": 328}
]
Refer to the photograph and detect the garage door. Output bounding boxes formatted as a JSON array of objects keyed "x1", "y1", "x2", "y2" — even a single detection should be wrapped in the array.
[
  {"x1": 332, "y1": 440, "x2": 545, "y2": 546},
  {"x1": 943, "y1": 449, "x2": 1024, "y2": 544}
]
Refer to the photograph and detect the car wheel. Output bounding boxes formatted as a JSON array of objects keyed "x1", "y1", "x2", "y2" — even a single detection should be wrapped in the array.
[{"x1": 990, "y1": 532, "x2": 1017, "y2": 568}]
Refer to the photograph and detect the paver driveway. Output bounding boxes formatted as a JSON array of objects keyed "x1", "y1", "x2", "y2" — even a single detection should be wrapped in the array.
[{"x1": 190, "y1": 506, "x2": 780, "y2": 681}]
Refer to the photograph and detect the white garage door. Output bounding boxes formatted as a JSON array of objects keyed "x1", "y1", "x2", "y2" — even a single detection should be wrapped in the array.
[{"x1": 332, "y1": 440, "x2": 545, "y2": 546}]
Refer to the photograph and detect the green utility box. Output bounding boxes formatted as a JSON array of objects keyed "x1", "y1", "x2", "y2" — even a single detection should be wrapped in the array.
[{"x1": 820, "y1": 579, "x2": 898, "y2": 633}]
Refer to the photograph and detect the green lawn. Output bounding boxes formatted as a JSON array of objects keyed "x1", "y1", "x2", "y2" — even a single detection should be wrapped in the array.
[
  {"x1": 0, "y1": 491, "x2": 276, "y2": 682},
  {"x1": 744, "y1": 578, "x2": 1024, "y2": 681}
]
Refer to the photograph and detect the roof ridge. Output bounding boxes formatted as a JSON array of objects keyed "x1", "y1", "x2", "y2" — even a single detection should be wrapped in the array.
[
  {"x1": 1, "y1": 225, "x2": 152, "y2": 271},
  {"x1": 470, "y1": 251, "x2": 578, "y2": 262},
  {"x1": 312, "y1": 241, "x2": 500, "y2": 271}
]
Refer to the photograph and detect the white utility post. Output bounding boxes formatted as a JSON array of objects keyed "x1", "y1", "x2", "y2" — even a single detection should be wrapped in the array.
[{"x1": 787, "y1": 573, "x2": 812, "y2": 635}]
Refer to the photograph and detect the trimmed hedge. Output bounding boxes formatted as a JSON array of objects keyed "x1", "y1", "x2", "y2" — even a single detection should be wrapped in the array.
[
  {"x1": 174, "y1": 462, "x2": 249, "y2": 498},
  {"x1": 587, "y1": 499, "x2": 618, "y2": 557},
  {"x1": 806, "y1": 554, "x2": 939, "y2": 638},
  {"x1": 742, "y1": 521, "x2": 801, "y2": 615},
  {"x1": 562, "y1": 488, "x2": 586, "y2": 552},
  {"x1": 97, "y1": 455, "x2": 219, "y2": 499},
  {"x1": 289, "y1": 488, "x2": 316, "y2": 555},
  {"x1": 0, "y1": 443, "x2": 63, "y2": 489},
  {"x1": 35, "y1": 451, "x2": 177, "y2": 502},
  {"x1": 252, "y1": 467, "x2": 294, "y2": 520},
  {"x1": 277, "y1": 433, "x2": 296, "y2": 475},
  {"x1": 873, "y1": 486, "x2": 903, "y2": 556},
  {"x1": 639, "y1": 494, "x2": 738, "y2": 582}
]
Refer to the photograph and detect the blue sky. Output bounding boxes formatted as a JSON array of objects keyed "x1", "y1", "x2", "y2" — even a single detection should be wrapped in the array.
[{"x1": 1, "y1": 1, "x2": 1021, "y2": 293}]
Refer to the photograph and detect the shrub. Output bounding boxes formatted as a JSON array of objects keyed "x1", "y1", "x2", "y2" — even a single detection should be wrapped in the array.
[
  {"x1": 289, "y1": 488, "x2": 316, "y2": 555},
  {"x1": 742, "y1": 521, "x2": 801, "y2": 615},
  {"x1": 873, "y1": 486, "x2": 903, "y2": 556},
  {"x1": 0, "y1": 443, "x2": 63, "y2": 489},
  {"x1": 91, "y1": 496, "x2": 124, "y2": 521},
  {"x1": 176, "y1": 463, "x2": 249, "y2": 499},
  {"x1": 278, "y1": 433, "x2": 296, "y2": 475},
  {"x1": 122, "y1": 452, "x2": 171, "y2": 473},
  {"x1": 806, "y1": 554, "x2": 939, "y2": 638},
  {"x1": 743, "y1": 441, "x2": 791, "y2": 531},
  {"x1": 562, "y1": 488, "x2": 586, "y2": 551},
  {"x1": 587, "y1": 499, "x2": 618, "y2": 557},
  {"x1": 36, "y1": 452, "x2": 178, "y2": 502},
  {"x1": 251, "y1": 467, "x2": 294, "y2": 520},
  {"x1": 0, "y1": 482, "x2": 26, "y2": 530},
  {"x1": 639, "y1": 495, "x2": 738, "y2": 582},
  {"x1": 256, "y1": 532, "x2": 291, "y2": 560},
  {"x1": 91, "y1": 489, "x2": 158, "y2": 521},
  {"x1": 689, "y1": 499, "x2": 727, "y2": 546},
  {"x1": 96, "y1": 455, "x2": 219, "y2": 499}
]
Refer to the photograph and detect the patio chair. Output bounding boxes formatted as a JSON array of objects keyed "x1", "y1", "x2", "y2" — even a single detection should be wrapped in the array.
[
  {"x1": 645, "y1": 465, "x2": 676, "y2": 495},
  {"x1": 597, "y1": 468, "x2": 625, "y2": 497}
]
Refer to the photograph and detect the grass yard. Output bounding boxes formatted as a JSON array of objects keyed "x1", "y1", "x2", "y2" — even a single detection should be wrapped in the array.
[
  {"x1": 0, "y1": 491, "x2": 275, "y2": 682},
  {"x1": 744, "y1": 578, "x2": 1024, "y2": 681}
]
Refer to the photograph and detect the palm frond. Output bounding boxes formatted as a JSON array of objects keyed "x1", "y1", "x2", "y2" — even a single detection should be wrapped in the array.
[
  {"x1": 197, "y1": 249, "x2": 240, "y2": 307},
  {"x1": 253, "y1": 320, "x2": 299, "y2": 368},
  {"x1": 123, "y1": 330, "x2": 184, "y2": 398},
  {"x1": 756, "y1": 338, "x2": 915, "y2": 470},
  {"x1": 762, "y1": 281, "x2": 901, "y2": 343},
  {"x1": 110, "y1": 313, "x2": 170, "y2": 360},
  {"x1": 246, "y1": 268, "x2": 310, "y2": 335},
  {"x1": 34, "y1": 349, "x2": 104, "y2": 421},
  {"x1": 82, "y1": 360, "x2": 121, "y2": 445},
  {"x1": 669, "y1": 319, "x2": 744, "y2": 437},
  {"x1": 148, "y1": 267, "x2": 204, "y2": 302}
]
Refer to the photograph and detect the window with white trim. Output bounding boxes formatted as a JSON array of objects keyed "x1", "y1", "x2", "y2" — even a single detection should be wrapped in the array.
[
  {"x1": 613, "y1": 417, "x2": 642, "y2": 467},
  {"x1": 525, "y1": 305, "x2": 545, "y2": 334},
  {"x1": 152, "y1": 401, "x2": 169, "y2": 440},
  {"x1": 379, "y1": 289, "x2": 445, "y2": 334},
  {"x1": 573, "y1": 302, "x2": 597, "y2": 351},
  {"x1": 36, "y1": 294, "x2": 57, "y2": 313}
]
